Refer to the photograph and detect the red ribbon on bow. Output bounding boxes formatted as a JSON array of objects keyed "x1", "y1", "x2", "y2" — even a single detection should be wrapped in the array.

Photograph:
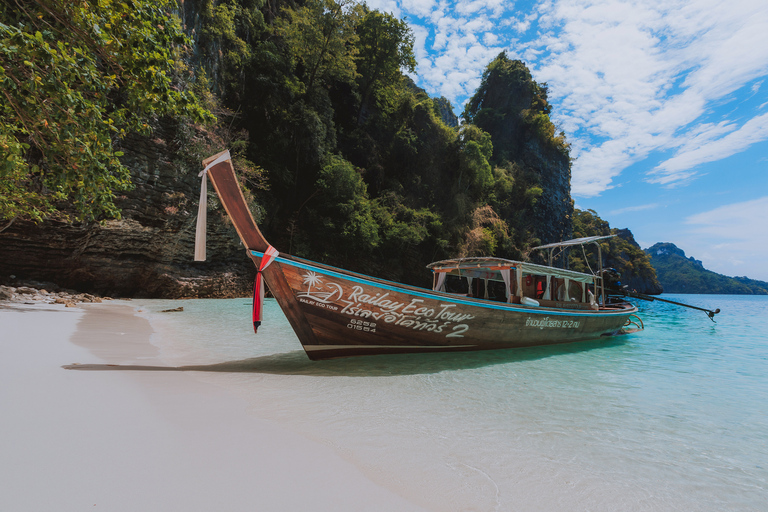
[{"x1": 253, "y1": 245, "x2": 279, "y2": 333}]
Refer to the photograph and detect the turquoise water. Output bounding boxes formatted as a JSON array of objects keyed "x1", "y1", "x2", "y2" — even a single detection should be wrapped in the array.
[{"x1": 137, "y1": 295, "x2": 767, "y2": 511}]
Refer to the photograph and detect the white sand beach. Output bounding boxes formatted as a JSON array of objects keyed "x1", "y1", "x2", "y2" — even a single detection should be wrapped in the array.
[{"x1": 0, "y1": 302, "x2": 426, "y2": 512}]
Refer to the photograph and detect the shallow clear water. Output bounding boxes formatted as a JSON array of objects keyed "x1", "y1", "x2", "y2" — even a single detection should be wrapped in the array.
[{"x1": 136, "y1": 295, "x2": 768, "y2": 511}]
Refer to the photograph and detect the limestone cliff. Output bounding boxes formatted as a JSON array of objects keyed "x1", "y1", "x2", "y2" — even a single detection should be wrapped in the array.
[
  {"x1": 464, "y1": 54, "x2": 574, "y2": 248},
  {"x1": 520, "y1": 136, "x2": 573, "y2": 246},
  {"x1": 0, "y1": 122, "x2": 254, "y2": 298}
]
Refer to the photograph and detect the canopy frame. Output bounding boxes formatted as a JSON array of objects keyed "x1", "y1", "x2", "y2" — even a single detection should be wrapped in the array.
[{"x1": 531, "y1": 235, "x2": 615, "y2": 305}]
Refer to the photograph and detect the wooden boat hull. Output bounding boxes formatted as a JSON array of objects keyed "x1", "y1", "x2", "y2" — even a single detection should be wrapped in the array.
[
  {"x1": 253, "y1": 251, "x2": 637, "y2": 360},
  {"x1": 201, "y1": 150, "x2": 637, "y2": 360}
]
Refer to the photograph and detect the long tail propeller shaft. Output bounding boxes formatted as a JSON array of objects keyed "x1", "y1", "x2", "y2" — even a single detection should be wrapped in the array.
[{"x1": 608, "y1": 287, "x2": 720, "y2": 322}]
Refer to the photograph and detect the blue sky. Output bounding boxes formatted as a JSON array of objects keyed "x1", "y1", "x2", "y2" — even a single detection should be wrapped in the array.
[{"x1": 364, "y1": 0, "x2": 768, "y2": 282}]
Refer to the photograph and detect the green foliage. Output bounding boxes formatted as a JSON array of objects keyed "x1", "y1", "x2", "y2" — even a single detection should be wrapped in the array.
[
  {"x1": 375, "y1": 192, "x2": 443, "y2": 249},
  {"x1": 307, "y1": 154, "x2": 380, "y2": 257},
  {"x1": 491, "y1": 165, "x2": 515, "y2": 197},
  {"x1": 0, "y1": 130, "x2": 53, "y2": 222},
  {"x1": 461, "y1": 205, "x2": 510, "y2": 257},
  {"x1": 275, "y1": 0, "x2": 362, "y2": 93},
  {"x1": 462, "y1": 53, "x2": 529, "y2": 127},
  {"x1": 302, "y1": 153, "x2": 447, "y2": 274},
  {"x1": 197, "y1": 0, "x2": 266, "y2": 97},
  {"x1": 355, "y1": 8, "x2": 416, "y2": 122},
  {"x1": 525, "y1": 186, "x2": 543, "y2": 205},
  {"x1": 0, "y1": 0, "x2": 211, "y2": 223},
  {"x1": 522, "y1": 82, "x2": 570, "y2": 154},
  {"x1": 182, "y1": 1, "x2": 460, "y2": 281},
  {"x1": 456, "y1": 124, "x2": 493, "y2": 197},
  {"x1": 430, "y1": 96, "x2": 458, "y2": 127}
]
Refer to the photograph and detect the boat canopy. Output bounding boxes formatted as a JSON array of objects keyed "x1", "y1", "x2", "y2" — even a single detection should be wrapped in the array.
[
  {"x1": 426, "y1": 257, "x2": 596, "y2": 284},
  {"x1": 531, "y1": 235, "x2": 615, "y2": 269},
  {"x1": 530, "y1": 236, "x2": 613, "y2": 303},
  {"x1": 427, "y1": 257, "x2": 599, "y2": 304}
]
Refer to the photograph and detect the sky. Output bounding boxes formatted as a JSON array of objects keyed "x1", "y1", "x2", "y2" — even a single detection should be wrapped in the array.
[{"x1": 363, "y1": 0, "x2": 768, "y2": 282}]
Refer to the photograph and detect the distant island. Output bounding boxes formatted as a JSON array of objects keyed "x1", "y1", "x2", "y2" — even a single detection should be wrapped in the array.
[{"x1": 646, "y1": 243, "x2": 768, "y2": 294}]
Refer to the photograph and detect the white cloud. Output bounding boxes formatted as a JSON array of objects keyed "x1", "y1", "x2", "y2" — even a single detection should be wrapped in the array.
[
  {"x1": 530, "y1": 0, "x2": 768, "y2": 196},
  {"x1": 510, "y1": 16, "x2": 531, "y2": 33},
  {"x1": 455, "y1": 0, "x2": 505, "y2": 17},
  {"x1": 650, "y1": 112, "x2": 768, "y2": 184},
  {"x1": 483, "y1": 32, "x2": 499, "y2": 46},
  {"x1": 410, "y1": 24, "x2": 431, "y2": 61},
  {"x1": 363, "y1": 0, "x2": 402, "y2": 16},
  {"x1": 608, "y1": 203, "x2": 661, "y2": 216},
  {"x1": 686, "y1": 196, "x2": 768, "y2": 241},
  {"x1": 680, "y1": 196, "x2": 768, "y2": 280},
  {"x1": 401, "y1": 0, "x2": 436, "y2": 18}
]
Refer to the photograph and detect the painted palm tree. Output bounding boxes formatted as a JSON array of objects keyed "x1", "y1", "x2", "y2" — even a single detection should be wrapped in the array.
[{"x1": 302, "y1": 271, "x2": 322, "y2": 295}]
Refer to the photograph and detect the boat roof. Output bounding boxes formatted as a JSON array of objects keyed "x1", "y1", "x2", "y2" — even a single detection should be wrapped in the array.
[
  {"x1": 427, "y1": 257, "x2": 596, "y2": 283},
  {"x1": 531, "y1": 235, "x2": 615, "y2": 251}
]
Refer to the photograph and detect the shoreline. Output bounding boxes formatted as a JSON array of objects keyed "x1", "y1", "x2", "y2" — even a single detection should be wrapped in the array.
[{"x1": 0, "y1": 301, "x2": 426, "y2": 512}]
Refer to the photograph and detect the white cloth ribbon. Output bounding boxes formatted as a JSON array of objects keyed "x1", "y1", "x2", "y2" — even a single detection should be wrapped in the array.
[
  {"x1": 434, "y1": 272, "x2": 446, "y2": 292},
  {"x1": 194, "y1": 151, "x2": 231, "y2": 261},
  {"x1": 500, "y1": 268, "x2": 511, "y2": 302}
]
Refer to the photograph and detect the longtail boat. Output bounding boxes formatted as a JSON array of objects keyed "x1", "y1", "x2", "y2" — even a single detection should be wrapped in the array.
[{"x1": 196, "y1": 150, "x2": 641, "y2": 360}]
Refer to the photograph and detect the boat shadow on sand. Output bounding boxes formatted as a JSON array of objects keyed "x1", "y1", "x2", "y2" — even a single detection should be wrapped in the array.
[{"x1": 63, "y1": 337, "x2": 631, "y2": 377}]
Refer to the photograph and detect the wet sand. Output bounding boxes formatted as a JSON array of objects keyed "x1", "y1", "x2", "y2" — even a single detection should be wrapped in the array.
[{"x1": 0, "y1": 302, "x2": 426, "y2": 511}]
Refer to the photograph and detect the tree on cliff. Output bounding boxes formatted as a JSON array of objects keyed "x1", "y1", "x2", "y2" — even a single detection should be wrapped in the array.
[
  {"x1": 354, "y1": 8, "x2": 416, "y2": 125},
  {"x1": 0, "y1": 0, "x2": 211, "y2": 226},
  {"x1": 275, "y1": 0, "x2": 362, "y2": 95},
  {"x1": 182, "y1": 3, "x2": 566, "y2": 278}
]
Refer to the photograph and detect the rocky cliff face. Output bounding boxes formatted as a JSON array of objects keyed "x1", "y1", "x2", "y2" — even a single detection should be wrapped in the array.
[
  {"x1": 466, "y1": 55, "x2": 574, "y2": 247},
  {"x1": 0, "y1": 122, "x2": 254, "y2": 298},
  {"x1": 522, "y1": 137, "x2": 574, "y2": 245}
]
